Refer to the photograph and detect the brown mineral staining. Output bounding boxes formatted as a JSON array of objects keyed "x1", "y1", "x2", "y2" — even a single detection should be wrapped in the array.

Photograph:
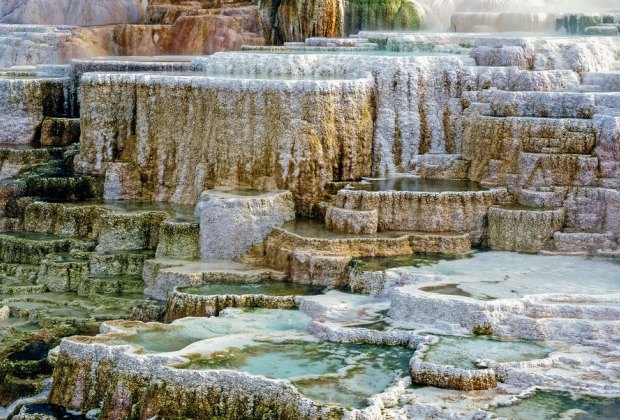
[{"x1": 472, "y1": 324, "x2": 494, "y2": 336}]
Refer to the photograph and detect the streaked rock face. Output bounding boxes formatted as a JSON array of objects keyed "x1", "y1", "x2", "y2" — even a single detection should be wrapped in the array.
[
  {"x1": 0, "y1": 75, "x2": 73, "y2": 144},
  {"x1": 260, "y1": 0, "x2": 425, "y2": 44},
  {"x1": 344, "y1": 0, "x2": 424, "y2": 33},
  {"x1": 260, "y1": 0, "x2": 343, "y2": 43},
  {"x1": 77, "y1": 72, "x2": 376, "y2": 214},
  {"x1": 0, "y1": 0, "x2": 145, "y2": 26},
  {"x1": 487, "y1": 206, "x2": 565, "y2": 253}
]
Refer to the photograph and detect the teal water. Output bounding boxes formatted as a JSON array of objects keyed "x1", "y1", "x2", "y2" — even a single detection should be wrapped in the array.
[
  {"x1": 111, "y1": 309, "x2": 310, "y2": 353},
  {"x1": 352, "y1": 253, "x2": 455, "y2": 271},
  {"x1": 187, "y1": 341, "x2": 412, "y2": 409},
  {"x1": 408, "y1": 251, "x2": 620, "y2": 299}
]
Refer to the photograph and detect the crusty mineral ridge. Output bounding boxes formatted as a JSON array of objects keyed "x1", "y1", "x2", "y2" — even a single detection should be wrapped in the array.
[
  {"x1": 76, "y1": 72, "x2": 375, "y2": 214},
  {"x1": 49, "y1": 339, "x2": 347, "y2": 419},
  {"x1": 196, "y1": 189, "x2": 296, "y2": 259}
]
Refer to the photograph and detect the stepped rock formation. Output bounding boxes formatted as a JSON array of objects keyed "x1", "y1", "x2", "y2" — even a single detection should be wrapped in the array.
[{"x1": 1, "y1": 0, "x2": 620, "y2": 419}]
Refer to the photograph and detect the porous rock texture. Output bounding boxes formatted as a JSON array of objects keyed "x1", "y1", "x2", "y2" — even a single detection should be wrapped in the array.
[
  {"x1": 325, "y1": 206, "x2": 379, "y2": 234},
  {"x1": 165, "y1": 288, "x2": 299, "y2": 320},
  {"x1": 487, "y1": 206, "x2": 565, "y2": 253},
  {"x1": 195, "y1": 53, "x2": 468, "y2": 174},
  {"x1": 196, "y1": 189, "x2": 296, "y2": 259},
  {"x1": 390, "y1": 284, "x2": 620, "y2": 344}
]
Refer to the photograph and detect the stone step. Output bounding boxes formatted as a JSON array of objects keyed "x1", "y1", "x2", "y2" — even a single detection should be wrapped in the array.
[
  {"x1": 517, "y1": 152, "x2": 598, "y2": 189},
  {"x1": 411, "y1": 154, "x2": 470, "y2": 179},
  {"x1": 556, "y1": 13, "x2": 620, "y2": 35},
  {"x1": 487, "y1": 205, "x2": 565, "y2": 253},
  {"x1": 37, "y1": 254, "x2": 89, "y2": 292},
  {"x1": 463, "y1": 67, "x2": 581, "y2": 92},
  {"x1": 521, "y1": 136, "x2": 595, "y2": 155},
  {"x1": 469, "y1": 90, "x2": 596, "y2": 119},
  {"x1": 0, "y1": 145, "x2": 65, "y2": 181},
  {"x1": 96, "y1": 211, "x2": 169, "y2": 253},
  {"x1": 143, "y1": 258, "x2": 286, "y2": 300},
  {"x1": 155, "y1": 218, "x2": 200, "y2": 260},
  {"x1": 0, "y1": 232, "x2": 94, "y2": 264},
  {"x1": 517, "y1": 188, "x2": 567, "y2": 208},
  {"x1": 583, "y1": 72, "x2": 620, "y2": 92},
  {"x1": 77, "y1": 275, "x2": 144, "y2": 296},
  {"x1": 553, "y1": 231, "x2": 617, "y2": 254},
  {"x1": 89, "y1": 250, "x2": 154, "y2": 277},
  {"x1": 260, "y1": 222, "x2": 472, "y2": 287},
  {"x1": 23, "y1": 174, "x2": 103, "y2": 202},
  {"x1": 599, "y1": 178, "x2": 620, "y2": 189},
  {"x1": 325, "y1": 206, "x2": 378, "y2": 235}
]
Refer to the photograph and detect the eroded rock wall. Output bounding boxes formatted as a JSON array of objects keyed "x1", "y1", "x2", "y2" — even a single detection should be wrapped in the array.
[
  {"x1": 195, "y1": 53, "x2": 467, "y2": 175},
  {"x1": 77, "y1": 72, "x2": 375, "y2": 215}
]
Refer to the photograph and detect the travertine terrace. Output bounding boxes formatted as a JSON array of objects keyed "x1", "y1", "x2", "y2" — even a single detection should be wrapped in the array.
[{"x1": 0, "y1": 1, "x2": 619, "y2": 419}]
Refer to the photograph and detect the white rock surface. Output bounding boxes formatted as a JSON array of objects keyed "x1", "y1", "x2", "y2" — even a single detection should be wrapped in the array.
[{"x1": 196, "y1": 189, "x2": 296, "y2": 259}]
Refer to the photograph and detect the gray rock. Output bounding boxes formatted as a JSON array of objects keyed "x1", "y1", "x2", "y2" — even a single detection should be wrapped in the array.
[{"x1": 197, "y1": 189, "x2": 296, "y2": 259}]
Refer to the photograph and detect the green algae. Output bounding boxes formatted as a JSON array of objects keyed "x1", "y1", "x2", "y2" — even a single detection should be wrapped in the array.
[
  {"x1": 346, "y1": 0, "x2": 423, "y2": 33},
  {"x1": 179, "y1": 281, "x2": 325, "y2": 297}
]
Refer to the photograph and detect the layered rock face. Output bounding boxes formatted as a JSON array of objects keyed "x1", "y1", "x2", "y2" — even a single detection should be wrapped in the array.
[
  {"x1": 330, "y1": 188, "x2": 508, "y2": 244},
  {"x1": 0, "y1": 75, "x2": 74, "y2": 144},
  {"x1": 2, "y1": 2, "x2": 620, "y2": 417},
  {"x1": 0, "y1": 1, "x2": 266, "y2": 67},
  {"x1": 195, "y1": 53, "x2": 467, "y2": 174},
  {"x1": 77, "y1": 72, "x2": 375, "y2": 214},
  {"x1": 344, "y1": 0, "x2": 424, "y2": 33},
  {"x1": 461, "y1": 85, "x2": 620, "y2": 253}
]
